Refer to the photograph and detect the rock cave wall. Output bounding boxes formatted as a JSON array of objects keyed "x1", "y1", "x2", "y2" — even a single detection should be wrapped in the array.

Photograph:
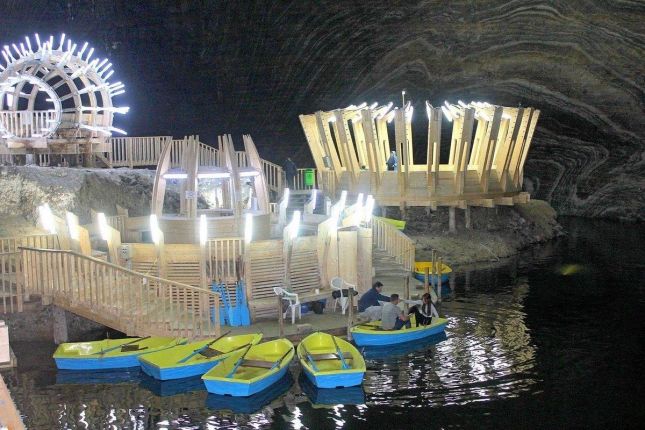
[{"x1": 0, "y1": 1, "x2": 642, "y2": 220}]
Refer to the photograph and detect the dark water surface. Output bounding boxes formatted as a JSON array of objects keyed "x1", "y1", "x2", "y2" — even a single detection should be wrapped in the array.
[{"x1": 2, "y1": 217, "x2": 644, "y2": 429}]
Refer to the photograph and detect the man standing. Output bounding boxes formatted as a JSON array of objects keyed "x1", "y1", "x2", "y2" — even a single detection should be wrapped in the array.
[
  {"x1": 386, "y1": 151, "x2": 398, "y2": 171},
  {"x1": 284, "y1": 157, "x2": 297, "y2": 188},
  {"x1": 381, "y1": 294, "x2": 411, "y2": 330}
]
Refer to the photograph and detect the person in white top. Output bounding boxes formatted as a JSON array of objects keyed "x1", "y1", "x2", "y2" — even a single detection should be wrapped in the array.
[{"x1": 408, "y1": 293, "x2": 438, "y2": 327}]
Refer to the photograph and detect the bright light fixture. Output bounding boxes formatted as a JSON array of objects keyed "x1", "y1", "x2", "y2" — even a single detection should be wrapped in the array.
[
  {"x1": 197, "y1": 172, "x2": 230, "y2": 179},
  {"x1": 163, "y1": 173, "x2": 188, "y2": 179},
  {"x1": 38, "y1": 204, "x2": 56, "y2": 234},
  {"x1": 288, "y1": 211, "x2": 301, "y2": 240},
  {"x1": 199, "y1": 214, "x2": 207, "y2": 246},
  {"x1": 150, "y1": 214, "x2": 161, "y2": 245},
  {"x1": 97, "y1": 212, "x2": 109, "y2": 241},
  {"x1": 65, "y1": 212, "x2": 79, "y2": 240},
  {"x1": 363, "y1": 195, "x2": 375, "y2": 223},
  {"x1": 339, "y1": 190, "x2": 347, "y2": 211},
  {"x1": 244, "y1": 213, "x2": 253, "y2": 244},
  {"x1": 441, "y1": 106, "x2": 453, "y2": 122}
]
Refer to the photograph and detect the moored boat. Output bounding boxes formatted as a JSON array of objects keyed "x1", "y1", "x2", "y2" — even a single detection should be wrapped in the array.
[
  {"x1": 297, "y1": 332, "x2": 365, "y2": 388},
  {"x1": 139, "y1": 333, "x2": 262, "y2": 380},
  {"x1": 53, "y1": 336, "x2": 185, "y2": 370},
  {"x1": 413, "y1": 261, "x2": 452, "y2": 284},
  {"x1": 351, "y1": 315, "x2": 448, "y2": 347},
  {"x1": 374, "y1": 216, "x2": 406, "y2": 230},
  {"x1": 201, "y1": 338, "x2": 294, "y2": 397}
]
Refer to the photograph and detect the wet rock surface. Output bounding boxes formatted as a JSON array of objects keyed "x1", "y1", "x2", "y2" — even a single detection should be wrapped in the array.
[{"x1": 399, "y1": 200, "x2": 563, "y2": 266}]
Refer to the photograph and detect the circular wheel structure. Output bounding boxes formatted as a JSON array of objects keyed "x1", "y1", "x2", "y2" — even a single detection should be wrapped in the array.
[{"x1": 0, "y1": 33, "x2": 127, "y2": 152}]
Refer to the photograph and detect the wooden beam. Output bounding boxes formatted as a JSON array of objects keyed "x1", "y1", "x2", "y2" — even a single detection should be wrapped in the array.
[
  {"x1": 494, "y1": 196, "x2": 514, "y2": 205},
  {"x1": 515, "y1": 109, "x2": 540, "y2": 187},
  {"x1": 314, "y1": 111, "x2": 343, "y2": 181}
]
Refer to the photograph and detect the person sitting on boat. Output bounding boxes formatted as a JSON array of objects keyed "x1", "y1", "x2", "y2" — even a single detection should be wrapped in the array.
[
  {"x1": 381, "y1": 294, "x2": 411, "y2": 330},
  {"x1": 408, "y1": 293, "x2": 438, "y2": 327},
  {"x1": 358, "y1": 281, "x2": 390, "y2": 313}
]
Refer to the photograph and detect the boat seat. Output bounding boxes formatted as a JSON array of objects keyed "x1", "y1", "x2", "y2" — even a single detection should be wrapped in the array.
[
  {"x1": 240, "y1": 359, "x2": 275, "y2": 369},
  {"x1": 199, "y1": 348, "x2": 224, "y2": 358},
  {"x1": 121, "y1": 345, "x2": 148, "y2": 352},
  {"x1": 310, "y1": 351, "x2": 352, "y2": 361}
]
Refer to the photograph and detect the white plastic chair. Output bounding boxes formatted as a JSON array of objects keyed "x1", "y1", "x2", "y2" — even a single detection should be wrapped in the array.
[
  {"x1": 330, "y1": 277, "x2": 355, "y2": 315},
  {"x1": 273, "y1": 286, "x2": 301, "y2": 324}
]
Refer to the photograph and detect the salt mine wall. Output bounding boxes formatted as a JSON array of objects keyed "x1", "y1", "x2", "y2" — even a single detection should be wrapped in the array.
[{"x1": 0, "y1": 1, "x2": 642, "y2": 221}]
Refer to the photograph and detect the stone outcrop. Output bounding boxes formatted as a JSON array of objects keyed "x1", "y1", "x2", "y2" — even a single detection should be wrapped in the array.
[{"x1": 0, "y1": 166, "x2": 178, "y2": 225}]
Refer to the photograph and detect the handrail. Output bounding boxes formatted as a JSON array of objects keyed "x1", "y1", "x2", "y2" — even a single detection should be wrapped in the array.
[
  {"x1": 371, "y1": 217, "x2": 415, "y2": 272},
  {"x1": 19, "y1": 246, "x2": 221, "y2": 338}
]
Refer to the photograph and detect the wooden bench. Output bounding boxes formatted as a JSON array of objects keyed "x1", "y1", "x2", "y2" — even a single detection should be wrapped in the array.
[
  {"x1": 240, "y1": 359, "x2": 275, "y2": 369},
  {"x1": 310, "y1": 351, "x2": 352, "y2": 361}
]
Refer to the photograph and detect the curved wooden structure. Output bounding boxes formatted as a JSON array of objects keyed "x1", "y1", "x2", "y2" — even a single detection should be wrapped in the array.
[
  {"x1": 300, "y1": 101, "x2": 540, "y2": 208},
  {"x1": 150, "y1": 134, "x2": 271, "y2": 243},
  {"x1": 0, "y1": 34, "x2": 127, "y2": 156}
]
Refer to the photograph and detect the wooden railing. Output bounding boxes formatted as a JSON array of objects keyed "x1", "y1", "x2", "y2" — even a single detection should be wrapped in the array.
[
  {"x1": 0, "y1": 110, "x2": 57, "y2": 138},
  {"x1": 207, "y1": 237, "x2": 244, "y2": 284},
  {"x1": 20, "y1": 247, "x2": 221, "y2": 338},
  {"x1": 109, "y1": 136, "x2": 317, "y2": 193},
  {"x1": 372, "y1": 217, "x2": 415, "y2": 272},
  {"x1": 0, "y1": 234, "x2": 59, "y2": 314}
]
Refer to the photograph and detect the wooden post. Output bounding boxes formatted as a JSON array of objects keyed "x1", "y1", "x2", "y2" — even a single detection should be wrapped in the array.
[
  {"x1": 347, "y1": 286, "x2": 354, "y2": 341},
  {"x1": 465, "y1": 206, "x2": 471, "y2": 229},
  {"x1": 277, "y1": 293, "x2": 284, "y2": 338},
  {"x1": 437, "y1": 257, "x2": 443, "y2": 303},
  {"x1": 449, "y1": 207, "x2": 456, "y2": 233},
  {"x1": 431, "y1": 250, "x2": 437, "y2": 292},
  {"x1": 404, "y1": 276, "x2": 410, "y2": 312},
  {"x1": 424, "y1": 267, "x2": 430, "y2": 295}
]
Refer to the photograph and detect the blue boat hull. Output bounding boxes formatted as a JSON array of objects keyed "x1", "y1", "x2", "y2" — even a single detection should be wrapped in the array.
[
  {"x1": 140, "y1": 375, "x2": 205, "y2": 397},
  {"x1": 206, "y1": 373, "x2": 293, "y2": 413},
  {"x1": 203, "y1": 359, "x2": 292, "y2": 397},
  {"x1": 140, "y1": 359, "x2": 221, "y2": 381},
  {"x1": 299, "y1": 374, "x2": 365, "y2": 405},
  {"x1": 413, "y1": 272, "x2": 449, "y2": 284},
  {"x1": 55, "y1": 355, "x2": 142, "y2": 370},
  {"x1": 302, "y1": 366, "x2": 364, "y2": 389},
  {"x1": 352, "y1": 321, "x2": 447, "y2": 347}
]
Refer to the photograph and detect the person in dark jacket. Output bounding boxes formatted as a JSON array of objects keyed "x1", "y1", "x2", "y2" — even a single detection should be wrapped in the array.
[
  {"x1": 386, "y1": 151, "x2": 398, "y2": 171},
  {"x1": 284, "y1": 157, "x2": 297, "y2": 188},
  {"x1": 358, "y1": 281, "x2": 390, "y2": 312}
]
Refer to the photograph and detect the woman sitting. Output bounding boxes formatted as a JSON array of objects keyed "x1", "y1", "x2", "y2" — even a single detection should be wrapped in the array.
[{"x1": 408, "y1": 293, "x2": 438, "y2": 327}]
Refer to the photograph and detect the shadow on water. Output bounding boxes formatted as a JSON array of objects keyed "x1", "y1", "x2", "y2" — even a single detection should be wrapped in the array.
[{"x1": 2, "y1": 217, "x2": 644, "y2": 428}]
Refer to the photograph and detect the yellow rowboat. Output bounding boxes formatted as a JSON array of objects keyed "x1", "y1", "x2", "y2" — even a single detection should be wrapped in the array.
[
  {"x1": 139, "y1": 333, "x2": 263, "y2": 380},
  {"x1": 54, "y1": 336, "x2": 185, "y2": 370},
  {"x1": 297, "y1": 332, "x2": 365, "y2": 388},
  {"x1": 413, "y1": 261, "x2": 452, "y2": 283},
  {"x1": 374, "y1": 216, "x2": 406, "y2": 230},
  {"x1": 202, "y1": 338, "x2": 294, "y2": 397}
]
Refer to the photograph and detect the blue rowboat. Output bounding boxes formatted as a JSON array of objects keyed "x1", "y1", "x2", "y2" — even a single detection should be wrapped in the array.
[
  {"x1": 139, "y1": 333, "x2": 262, "y2": 380},
  {"x1": 205, "y1": 373, "x2": 294, "y2": 414},
  {"x1": 297, "y1": 332, "x2": 365, "y2": 389},
  {"x1": 351, "y1": 316, "x2": 448, "y2": 347},
  {"x1": 53, "y1": 337, "x2": 185, "y2": 371},
  {"x1": 202, "y1": 338, "x2": 294, "y2": 397}
]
